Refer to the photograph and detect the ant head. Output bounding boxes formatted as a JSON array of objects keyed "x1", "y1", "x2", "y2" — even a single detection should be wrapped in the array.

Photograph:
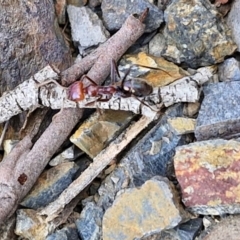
[{"x1": 68, "y1": 81, "x2": 85, "y2": 101}]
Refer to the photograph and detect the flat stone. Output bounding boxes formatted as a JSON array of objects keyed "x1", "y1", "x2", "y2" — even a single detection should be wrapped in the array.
[
  {"x1": 227, "y1": 0, "x2": 240, "y2": 51},
  {"x1": 67, "y1": 5, "x2": 109, "y2": 52},
  {"x1": 162, "y1": 0, "x2": 237, "y2": 68},
  {"x1": 101, "y1": 0, "x2": 163, "y2": 33},
  {"x1": 70, "y1": 110, "x2": 134, "y2": 158},
  {"x1": 167, "y1": 117, "x2": 196, "y2": 135},
  {"x1": 21, "y1": 162, "x2": 78, "y2": 209},
  {"x1": 174, "y1": 139, "x2": 240, "y2": 215},
  {"x1": 195, "y1": 81, "x2": 240, "y2": 140},
  {"x1": 218, "y1": 57, "x2": 240, "y2": 82},
  {"x1": 118, "y1": 52, "x2": 189, "y2": 88},
  {"x1": 102, "y1": 177, "x2": 189, "y2": 240}
]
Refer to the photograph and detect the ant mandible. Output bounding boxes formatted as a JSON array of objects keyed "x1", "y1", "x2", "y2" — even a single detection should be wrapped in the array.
[{"x1": 68, "y1": 59, "x2": 153, "y2": 103}]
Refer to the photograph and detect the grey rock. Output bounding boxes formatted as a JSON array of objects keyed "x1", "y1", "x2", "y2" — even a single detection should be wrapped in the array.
[
  {"x1": 49, "y1": 146, "x2": 75, "y2": 166},
  {"x1": 149, "y1": 32, "x2": 166, "y2": 57},
  {"x1": 67, "y1": 5, "x2": 109, "y2": 53},
  {"x1": 101, "y1": 0, "x2": 163, "y2": 33},
  {"x1": 0, "y1": 0, "x2": 71, "y2": 96},
  {"x1": 121, "y1": 104, "x2": 188, "y2": 187},
  {"x1": 195, "y1": 81, "x2": 240, "y2": 140},
  {"x1": 218, "y1": 58, "x2": 240, "y2": 82},
  {"x1": 47, "y1": 224, "x2": 80, "y2": 240},
  {"x1": 152, "y1": 218, "x2": 202, "y2": 240},
  {"x1": 227, "y1": 0, "x2": 240, "y2": 51},
  {"x1": 76, "y1": 202, "x2": 103, "y2": 240},
  {"x1": 162, "y1": 0, "x2": 237, "y2": 68},
  {"x1": 21, "y1": 162, "x2": 78, "y2": 209},
  {"x1": 102, "y1": 177, "x2": 190, "y2": 240}
]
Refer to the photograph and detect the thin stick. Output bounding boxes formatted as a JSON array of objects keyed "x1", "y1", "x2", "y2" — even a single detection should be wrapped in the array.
[
  {"x1": 39, "y1": 114, "x2": 157, "y2": 221},
  {"x1": 0, "y1": 121, "x2": 9, "y2": 148}
]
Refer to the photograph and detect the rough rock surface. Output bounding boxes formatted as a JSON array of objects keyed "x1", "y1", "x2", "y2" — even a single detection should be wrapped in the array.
[
  {"x1": 174, "y1": 139, "x2": 240, "y2": 215},
  {"x1": 101, "y1": 0, "x2": 163, "y2": 33},
  {"x1": 162, "y1": 0, "x2": 237, "y2": 68},
  {"x1": 0, "y1": 0, "x2": 71, "y2": 96},
  {"x1": 195, "y1": 81, "x2": 240, "y2": 140},
  {"x1": 102, "y1": 177, "x2": 189, "y2": 240},
  {"x1": 67, "y1": 5, "x2": 109, "y2": 53}
]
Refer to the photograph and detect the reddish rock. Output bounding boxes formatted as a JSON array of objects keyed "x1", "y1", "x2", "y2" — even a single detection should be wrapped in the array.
[{"x1": 174, "y1": 139, "x2": 240, "y2": 215}]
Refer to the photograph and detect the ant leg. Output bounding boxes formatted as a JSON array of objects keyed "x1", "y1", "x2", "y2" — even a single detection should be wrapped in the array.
[
  {"x1": 120, "y1": 66, "x2": 132, "y2": 89},
  {"x1": 36, "y1": 79, "x2": 66, "y2": 89},
  {"x1": 132, "y1": 95, "x2": 162, "y2": 113},
  {"x1": 111, "y1": 59, "x2": 120, "y2": 84},
  {"x1": 0, "y1": 121, "x2": 9, "y2": 149},
  {"x1": 33, "y1": 75, "x2": 67, "y2": 90}
]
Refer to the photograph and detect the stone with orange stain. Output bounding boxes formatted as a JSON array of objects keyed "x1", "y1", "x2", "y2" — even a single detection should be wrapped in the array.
[
  {"x1": 174, "y1": 139, "x2": 240, "y2": 215},
  {"x1": 119, "y1": 52, "x2": 189, "y2": 87},
  {"x1": 70, "y1": 110, "x2": 134, "y2": 158},
  {"x1": 102, "y1": 176, "x2": 190, "y2": 240}
]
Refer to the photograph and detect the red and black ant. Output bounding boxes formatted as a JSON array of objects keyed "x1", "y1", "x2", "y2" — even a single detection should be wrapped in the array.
[{"x1": 68, "y1": 60, "x2": 154, "y2": 108}]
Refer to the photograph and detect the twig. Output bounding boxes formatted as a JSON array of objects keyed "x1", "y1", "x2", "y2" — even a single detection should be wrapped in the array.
[
  {"x1": 0, "y1": 65, "x2": 215, "y2": 123},
  {"x1": 39, "y1": 114, "x2": 156, "y2": 221},
  {"x1": 0, "y1": 121, "x2": 9, "y2": 149}
]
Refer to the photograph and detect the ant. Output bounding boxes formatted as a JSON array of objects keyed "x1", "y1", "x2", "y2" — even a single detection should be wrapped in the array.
[{"x1": 68, "y1": 60, "x2": 154, "y2": 108}]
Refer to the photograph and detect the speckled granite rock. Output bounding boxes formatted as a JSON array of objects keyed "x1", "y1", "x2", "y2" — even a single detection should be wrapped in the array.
[
  {"x1": 101, "y1": 0, "x2": 163, "y2": 33},
  {"x1": 195, "y1": 81, "x2": 240, "y2": 140},
  {"x1": 162, "y1": 0, "x2": 237, "y2": 68},
  {"x1": 174, "y1": 139, "x2": 240, "y2": 215}
]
